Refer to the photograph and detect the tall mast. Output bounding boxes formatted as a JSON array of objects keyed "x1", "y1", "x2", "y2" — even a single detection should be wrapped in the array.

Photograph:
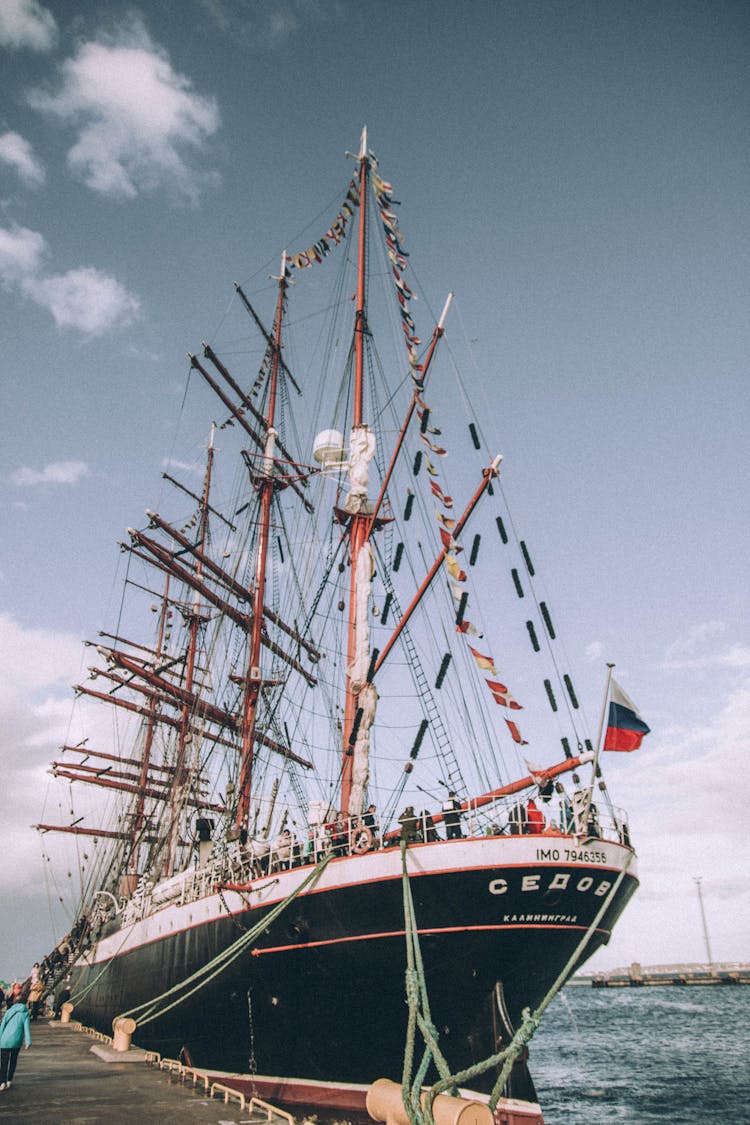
[
  {"x1": 164, "y1": 426, "x2": 216, "y2": 875},
  {"x1": 128, "y1": 571, "x2": 170, "y2": 875},
  {"x1": 341, "y1": 127, "x2": 375, "y2": 817},
  {"x1": 235, "y1": 256, "x2": 287, "y2": 830},
  {"x1": 353, "y1": 125, "x2": 368, "y2": 427}
]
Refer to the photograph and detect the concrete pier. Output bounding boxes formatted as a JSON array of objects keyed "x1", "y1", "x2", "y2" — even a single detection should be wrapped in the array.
[
  {"x1": 570, "y1": 961, "x2": 750, "y2": 988},
  {"x1": 0, "y1": 1019, "x2": 269, "y2": 1124}
]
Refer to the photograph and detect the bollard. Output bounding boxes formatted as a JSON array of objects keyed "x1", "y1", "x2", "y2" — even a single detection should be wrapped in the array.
[
  {"x1": 112, "y1": 1016, "x2": 137, "y2": 1052},
  {"x1": 60, "y1": 1002, "x2": 75, "y2": 1024},
  {"x1": 367, "y1": 1078, "x2": 493, "y2": 1125}
]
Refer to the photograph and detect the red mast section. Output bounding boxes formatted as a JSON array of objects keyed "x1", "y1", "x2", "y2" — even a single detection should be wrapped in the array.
[{"x1": 235, "y1": 258, "x2": 287, "y2": 831}]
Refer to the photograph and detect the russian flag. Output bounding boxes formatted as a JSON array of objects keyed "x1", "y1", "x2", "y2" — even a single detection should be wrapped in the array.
[{"x1": 604, "y1": 680, "x2": 651, "y2": 752}]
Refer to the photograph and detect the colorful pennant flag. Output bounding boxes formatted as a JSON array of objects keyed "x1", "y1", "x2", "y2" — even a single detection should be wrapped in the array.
[
  {"x1": 287, "y1": 179, "x2": 359, "y2": 272},
  {"x1": 420, "y1": 434, "x2": 447, "y2": 455},
  {"x1": 445, "y1": 554, "x2": 466, "y2": 582},
  {"x1": 439, "y1": 528, "x2": 463, "y2": 553},
  {"x1": 486, "y1": 679, "x2": 523, "y2": 710},
  {"x1": 468, "y1": 645, "x2": 498, "y2": 675},
  {"x1": 430, "y1": 481, "x2": 453, "y2": 507},
  {"x1": 456, "y1": 619, "x2": 483, "y2": 638},
  {"x1": 505, "y1": 719, "x2": 528, "y2": 745}
]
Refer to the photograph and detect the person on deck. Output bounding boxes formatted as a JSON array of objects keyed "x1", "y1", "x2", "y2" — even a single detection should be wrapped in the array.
[
  {"x1": 442, "y1": 792, "x2": 463, "y2": 839},
  {"x1": 559, "y1": 794, "x2": 575, "y2": 833},
  {"x1": 0, "y1": 993, "x2": 31, "y2": 1091},
  {"x1": 331, "y1": 813, "x2": 349, "y2": 855},
  {"x1": 525, "y1": 798, "x2": 545, "y2": 834},
  {"x1": 420, "y1": 810, "x2": 439, "y2": 842},
  {"x1": 398, "y1": 806, "x2": 420, "y2": 844},
  {"x1": 362, "y1": 803, "x2": 378, "y2": 845}
]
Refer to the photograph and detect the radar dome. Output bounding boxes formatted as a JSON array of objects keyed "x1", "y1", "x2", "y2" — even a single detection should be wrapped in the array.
[{"x1": 313, "y1": 429, "x2": 346, "y2": 465}]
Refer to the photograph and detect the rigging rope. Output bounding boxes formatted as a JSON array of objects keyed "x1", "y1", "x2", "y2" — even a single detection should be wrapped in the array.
[
  {"x1": 398, "y1": 840, "x2": 634, "y2": 1123},
  {"x1": 113, "y1": 853, "x2": 332, "y2": 1028}
]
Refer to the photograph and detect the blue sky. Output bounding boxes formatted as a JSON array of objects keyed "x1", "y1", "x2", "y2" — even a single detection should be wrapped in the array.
[{"x1": 0, "y1": 0, "x2": 748, "y2": 983}]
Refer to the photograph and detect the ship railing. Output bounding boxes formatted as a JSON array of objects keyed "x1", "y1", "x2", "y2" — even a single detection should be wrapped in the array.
[
  {"x1": 592, "y1": 804, "x2": 632, "y2": 847},
  {"x1": 470, "y1": 795, "x2": 632, "y2": 846},
  {"x1": 130, "y1": 801, "x2": 633, "y2": 916},
  {"x1": 122, "y1": 878, "x2": 154, "y2": 925},
  {"x1": 205, "y1": 816, "x2": 386, "y2": 878},
  {"x1": 122, "y1": 800, "x2": 636, "y2": 919}
]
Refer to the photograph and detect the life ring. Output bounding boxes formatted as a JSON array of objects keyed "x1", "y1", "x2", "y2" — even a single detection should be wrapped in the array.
[{"x1": 351, "y1": 826, "x2": 373, "y2": 854}]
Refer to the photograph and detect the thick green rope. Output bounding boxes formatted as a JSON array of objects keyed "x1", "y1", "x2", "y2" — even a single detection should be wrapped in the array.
[
  {"x1": 69, "y1": 925, "x2": 141, "y2": 1007},
  {"x1": 399, "y1": 841, "x2": 634, "y2": 1123},
  {"x1": 114, "y1": 854, "x2": 332, "y2": 1028},
  {"x1": 400, "y1": 842, "x2": 456, "y2": 1125}
]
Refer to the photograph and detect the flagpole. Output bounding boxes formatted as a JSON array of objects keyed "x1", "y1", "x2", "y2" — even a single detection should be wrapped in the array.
[{"x1": 581, "y1": 662, "x2": 614, "y2": 832}]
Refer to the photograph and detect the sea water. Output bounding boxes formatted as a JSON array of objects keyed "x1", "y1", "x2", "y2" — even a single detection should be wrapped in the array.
[{"x1": 530, "y1": 984, "x2": 750, "y2": 1124}]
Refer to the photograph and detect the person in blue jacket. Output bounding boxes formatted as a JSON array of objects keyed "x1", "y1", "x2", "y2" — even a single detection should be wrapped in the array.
[{"x1": 0, "y1": 995, "x2": 31, "y2": 1090}]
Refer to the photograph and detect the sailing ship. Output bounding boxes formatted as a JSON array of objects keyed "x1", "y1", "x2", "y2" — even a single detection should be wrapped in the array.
[{"x1": 38, "y1": 130, "x2": 639, "y2": 1112}]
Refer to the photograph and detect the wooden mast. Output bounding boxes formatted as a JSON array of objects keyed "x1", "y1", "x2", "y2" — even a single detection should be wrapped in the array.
[
  {"x1": 164, "y1": 427, "x2": 216, "y2": 875},
  {"x1": 341, "y1": 128, "x2": 371, "y2": 816},
  {"x1": 127, "y1": 570, "x2": 170, "y2": 876},
  {"x1": 235, "y1": 256, "x2": 287, "y2": 831}
]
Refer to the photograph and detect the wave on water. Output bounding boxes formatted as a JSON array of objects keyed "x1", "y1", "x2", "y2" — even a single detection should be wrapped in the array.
[
  {"x1": 530, "y1": 984, "x2": 750, "y2": 1124},
  {"x1": 638, "y1": 996, "x2": 705, "y2": 1013}
]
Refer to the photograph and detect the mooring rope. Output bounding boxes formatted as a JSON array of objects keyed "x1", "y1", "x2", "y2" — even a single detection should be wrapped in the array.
[
  {"x1": 401, "y1": 842, "x2": 456, "y2": 1122},
  {"x1": 68, "y1": 925, "x2": 138, "y2": 1007},
  {"x1": 114, "y1": 853, "x2": 332, "y2": 1028},
  {"x1": 399, "y1": 840, "x2": 634, "y2": 1123}
]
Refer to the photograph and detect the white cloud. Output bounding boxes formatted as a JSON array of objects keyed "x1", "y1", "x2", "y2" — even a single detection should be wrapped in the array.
[
  {"x1": 585, "y1": 641, "x2": 605, "y2": 662},
  {"x1": 126, "y1": 343, "x2": 160, "y2": 363},
  {"x1": 0, "y1": 614, "x2": 80, "y2": 701},
  {"x1": 0, "y1": 614, "x2": 126, "y2": 973},
  {"x1": 661, "y1": 620, "x2": 750, "y2": 671},
  {"x1": 196, "y1": 0, "x2": 343, "y2": 47},
  {"x1": 663, "y1": 620, "x2": 724, "y2": 660},
  {"x1": 0, "y1": 223, "x2": 46, "y2": 280},
  {"x1": 268, "y1": 8, "x2": 301, "y2": 43},
  {"x1": 11, "y1": 460, "x2": 90, "y2": 487},
  {"x1": 0, "y1": 131, "x2": 45, "y2": 187},
  {"x1": 0, "y1": 222, "x2": 140, "y2": 336},
  {"x1": 0, "y1": 0, "x2": 57, "y2": 51},
  {"x1": 29, "y1": 19, "x2": 220, "y2": 202},
  {"x1": 23, "y1": 266, "x2": 141, "y2": 335},
  {"x1": 161, "y1": 456, "x2": 204, "y2": 476}
]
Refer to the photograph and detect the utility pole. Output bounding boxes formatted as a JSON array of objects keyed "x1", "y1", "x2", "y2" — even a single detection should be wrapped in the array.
[{"x1": 694, "y1": 877, "x2": 715, "y2": 976}]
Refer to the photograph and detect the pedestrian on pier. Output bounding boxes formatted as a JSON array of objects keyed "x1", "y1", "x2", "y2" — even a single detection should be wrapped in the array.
[{"x1": 0, "y1": 994, "x2": 31, "y2": 1091}]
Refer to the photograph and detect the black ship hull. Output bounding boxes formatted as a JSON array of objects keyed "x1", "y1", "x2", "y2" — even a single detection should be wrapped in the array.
[{"x1": 70, "y1": 837, "x2": 637, "y2": 1090}]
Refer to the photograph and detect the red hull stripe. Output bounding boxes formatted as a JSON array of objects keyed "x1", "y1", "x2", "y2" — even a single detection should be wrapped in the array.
[{"x1": 250, "y1": 920, "x2": 610, "y2": 957}]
